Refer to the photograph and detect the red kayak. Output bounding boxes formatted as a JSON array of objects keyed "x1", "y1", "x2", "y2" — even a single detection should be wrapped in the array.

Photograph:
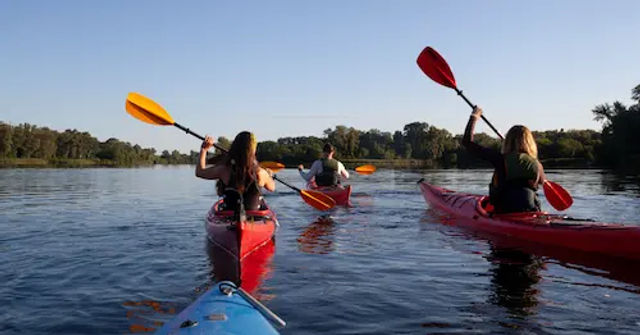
[
  {"x1": 206, "y1": 200, "x2": 277, "y2": 260},
  {"x1": 307, "y1": 182, "x2": 352, "y2": 206},
  {"x1": 418, "y1": 179, "x2": 640, "y2": 260}
]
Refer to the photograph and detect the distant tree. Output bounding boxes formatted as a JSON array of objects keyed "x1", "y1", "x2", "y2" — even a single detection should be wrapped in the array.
[
  {"x1": 324, "y1": 126, "x2": 360, "y2": 158},
  {"x1": 403, "y1": 122, "x2": 429, "y2": 159},
  {"x1": 216, "y1": 136, "x2": 231, "y2": 154},
  {"x1": 592, "y1": 83, "x2": 640, "y2": 169},
  {"x1": 632, "y1": 84, "x2": 640, "y2": 102},
  {"x1": 0, "y1": 122, "x2": 14, "y2": 158}
]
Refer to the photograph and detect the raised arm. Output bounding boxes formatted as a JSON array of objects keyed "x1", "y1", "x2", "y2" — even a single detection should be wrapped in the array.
[
  {"x1": 195, "y1": 135, "x2": 225, "y2": 180},
  {"x1": 462, "y1": 107, "x2": 482, "y2": 148},
  {"x1": 461, "y1": 107, "x2": 503, "y2": 166}
]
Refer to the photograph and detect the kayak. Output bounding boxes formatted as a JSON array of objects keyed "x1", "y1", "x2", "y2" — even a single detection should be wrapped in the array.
[
  {"x1": 307, "y1": 182, "x2": 352, "y2": 206},
  {"x1": 418, "y1": 178, "x2": 640, "y2": 260},
  {"x1": 206, "y1": 200, "x2": 277, "y2": 261},
  {"x1": 155, "y1": 281, "x2": 282, "y2": 334}
]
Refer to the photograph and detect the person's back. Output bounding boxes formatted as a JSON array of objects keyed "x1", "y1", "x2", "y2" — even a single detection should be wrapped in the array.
[
  {"x1": 315, "y1": 157, "x2": 340, "y2": 186},
  {"x1": 219, "y1": 165, "x2": 262, "y2": 211},
  {"x1": 490, "y1": 152, "x2": 541, "y2": 213},
  {"x1": 462, "y1": 107, "x2": 545, "y2": 213},
  {"x1": 298, "y1": 143, "x2": 350, "y2": 187},
  {"x1": 195, "y1": 131, "x2": 275, "y2": 211}
]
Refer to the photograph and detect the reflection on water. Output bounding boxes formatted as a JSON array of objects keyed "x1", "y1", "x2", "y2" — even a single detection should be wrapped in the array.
[
  {"x1": 600, "y1": 172, "x2": 640, "y2": 196},
  {"x1": 122, "y1": 300, "x2": 173, "y2": 333},
  {"x1": 486, "y1": 248, "x2": 542, "y2": 317},
  {"x1": 207, "y1": 240, "x2": 276, "y2": 296},
  {"x1": 297, "y1": 216, "x2": 336, "y2": 255}
]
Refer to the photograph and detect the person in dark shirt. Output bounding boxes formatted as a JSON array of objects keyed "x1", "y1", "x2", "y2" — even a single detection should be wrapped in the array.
[
  {"x1": 462, "y1": 107, "x2": 547, "y2": 213},
  {"x1": 196, "y1": 131, "x2": 275, "y2": 210}
]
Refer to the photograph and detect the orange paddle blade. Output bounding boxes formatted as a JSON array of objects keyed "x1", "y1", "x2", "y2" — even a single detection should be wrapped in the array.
[
  {"x1": 300, "y1": 190, "x2": 336, "y2": 211},
  {"x1": 259, "y1": 161, "x2": 285, "y2": 170},
  {"x1": 543, "y1": 180, "x2": 573, "y2": 211},
  {"x1": 355, "y1": 164, "x2": 376, "y2": 174},
  {"x1": 125, "y1": 92, "x2": 175, "y2": 126}
]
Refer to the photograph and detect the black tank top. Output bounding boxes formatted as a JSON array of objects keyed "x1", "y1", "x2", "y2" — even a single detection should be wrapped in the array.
[{"x1": 220, "y1": 166, "x2": 262, "y2": 211}]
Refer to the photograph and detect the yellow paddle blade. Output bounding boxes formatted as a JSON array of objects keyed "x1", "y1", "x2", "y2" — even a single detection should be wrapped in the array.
[
  {"x1": 266, "y1": 167, "x2": 284, "y2": 173},
  {"x1": 355, "y1": 164, "x2": 376, "y2": 174},
  {"x1": 125, "y1": 92, "x2": 175, "y2": 126},
  {"x1": 259, "y1": 161, "x2": 285, "y2": 170},
  {"x1": 300, "y1": 190, "x2": 336, "y2": 211}
]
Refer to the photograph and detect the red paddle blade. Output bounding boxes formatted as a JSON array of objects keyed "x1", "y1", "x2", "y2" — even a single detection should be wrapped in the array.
[
  {"x1": 300, "y1": 190, "x2": 336, "y2": 211},
  {"x1": 416, "y1": 46, "x2": 457, "y2": 89},
  {"x1": 543, "y1": 180, "x2": 573, "y2": 211}
]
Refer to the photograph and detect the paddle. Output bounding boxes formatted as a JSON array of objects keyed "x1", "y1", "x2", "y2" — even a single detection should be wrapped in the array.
[
  {"x1": 417, "y1": 47, "x2": 504, "y2": 140},
  {"x1": 354, "y1": 164, "x2": 376, "y2": 175},
  {"x1": 543, "y1": 180, "x2": 573, "y2": 211},
  {"x1": 125, "y1": 92, "x2": 336, "y2": 211},
  {"x1": 259, "y1": 161, "x2": 285, "y2": 173},
  {"x1": 416, "y1": 47, "x2": 574, "y2": 211}
]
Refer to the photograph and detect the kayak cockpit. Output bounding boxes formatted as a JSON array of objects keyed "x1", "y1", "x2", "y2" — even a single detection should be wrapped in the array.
[{"x1": 476, "y1": 195, "x2": 551, "y2": 225}]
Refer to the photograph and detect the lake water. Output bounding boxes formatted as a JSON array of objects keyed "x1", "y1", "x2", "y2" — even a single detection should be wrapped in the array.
[{"x1": 2, "y1": 167, "x2": 640, "y2": 334}]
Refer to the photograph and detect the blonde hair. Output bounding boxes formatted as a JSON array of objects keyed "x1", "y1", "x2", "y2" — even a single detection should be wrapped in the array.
[{"x1": 501, "y1": 125, "x2": 538, "y2": 158}]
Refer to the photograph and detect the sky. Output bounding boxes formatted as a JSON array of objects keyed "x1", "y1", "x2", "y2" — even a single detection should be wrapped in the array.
[{"x1": 1, "y1": 0, "x2": 639, "y2": 153}]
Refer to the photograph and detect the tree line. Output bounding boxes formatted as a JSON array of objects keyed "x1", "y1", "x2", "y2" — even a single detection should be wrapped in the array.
[
  {"x1": 256, "y1": 123, "x2": 602, "y2": 169},
  {"x1": 2, "y1": 83, "x2": 638, "y2": 170},
  {"x1": 0, "y1": 124, "x2": 197, "y2": 166}
]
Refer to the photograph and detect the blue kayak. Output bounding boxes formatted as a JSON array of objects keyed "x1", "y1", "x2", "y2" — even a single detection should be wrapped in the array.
[{"x1": 155, "y1": 281, "x2": 284, "y2": 334}]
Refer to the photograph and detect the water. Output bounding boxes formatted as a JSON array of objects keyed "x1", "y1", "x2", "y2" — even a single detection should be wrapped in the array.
[{"x1": 1, "y1": 167, "x2": 640, "y2": 334}]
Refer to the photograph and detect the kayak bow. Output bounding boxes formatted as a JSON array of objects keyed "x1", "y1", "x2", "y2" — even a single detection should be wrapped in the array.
[{"x1": 155, "y1": 281, "x2": 283, "y2": 334}]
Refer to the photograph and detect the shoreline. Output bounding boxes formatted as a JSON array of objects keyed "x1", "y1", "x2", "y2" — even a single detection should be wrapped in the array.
[{"x1": 0, "y1": 157, "x2": 609, "y2": 170}]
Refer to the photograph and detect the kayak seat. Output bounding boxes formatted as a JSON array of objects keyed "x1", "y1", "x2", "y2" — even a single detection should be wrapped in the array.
[{"x1": 215, "y1": 199, "x2": 272, "y2": 221}]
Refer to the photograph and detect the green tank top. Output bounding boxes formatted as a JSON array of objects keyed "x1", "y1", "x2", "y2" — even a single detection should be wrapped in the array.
[
  {"x1": 321, "y1": 158, "x2": 338, "y2": 172},
  {"x1": 489, "y1": 152, "x2": 541, "y2": 213},
  {"x1": 504, "y1": 153, "x2": 538, "y2": 183}
]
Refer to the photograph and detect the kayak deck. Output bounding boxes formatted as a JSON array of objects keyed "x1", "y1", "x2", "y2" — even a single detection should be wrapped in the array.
[
  {"x1": 154, "y1": 281, "x2": 280, "y2": 335},
  {"x1": 418, "y1": 178, "x2": 640, "y2": 260},
  {"x1": 307, "y1": 182, "x2": 352, "y2": 206},
  {"x1": 206, "y1": 200, "x2": 277, "y2": 260}
]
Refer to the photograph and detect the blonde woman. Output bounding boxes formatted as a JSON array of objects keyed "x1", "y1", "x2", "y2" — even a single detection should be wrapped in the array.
[
  {"x1": 196, "y1": 131, "x2": 275, "y2": 210},
  {"x1": 462, "y1": 107, "x2": 546, "y2": 213}
]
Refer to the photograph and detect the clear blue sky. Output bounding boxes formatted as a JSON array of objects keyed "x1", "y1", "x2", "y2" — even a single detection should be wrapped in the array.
[{"x1": 2, "y1": 0, "x2": 639, "y2": 153}]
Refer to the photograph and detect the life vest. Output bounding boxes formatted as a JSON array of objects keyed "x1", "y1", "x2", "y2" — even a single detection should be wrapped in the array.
[
  {"x1": 315, "y1": 158, "x2": 340, "y2": 187},
  {"x1": 220, "y1": 163, "x2": 262, "y2": 211},
  {"x1": 489, "y1": 153, "x2": 541, "y2": 213}
]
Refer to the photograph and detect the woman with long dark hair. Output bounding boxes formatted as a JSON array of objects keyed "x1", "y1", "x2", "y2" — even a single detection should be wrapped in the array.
[{"x1": 196, "y1": 131, "x2": 275, "y2": 210}]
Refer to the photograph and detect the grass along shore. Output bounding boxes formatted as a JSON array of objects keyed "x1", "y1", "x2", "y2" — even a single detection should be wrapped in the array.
[{"x1": 0, "y1": 158, "x2": 144, "y2": 168}]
